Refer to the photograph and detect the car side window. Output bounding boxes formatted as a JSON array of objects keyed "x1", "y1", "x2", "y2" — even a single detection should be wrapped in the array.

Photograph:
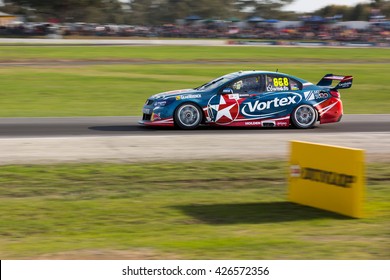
[
  {"x1": 289, "y1": 78, "x2": 302, "y2": 90},
  {"x1": 231, "y1": 76, "x2": 262, "y2": 94},
  {"x1": 266, "y1": 75, "x2": 296, "y2": 92}
]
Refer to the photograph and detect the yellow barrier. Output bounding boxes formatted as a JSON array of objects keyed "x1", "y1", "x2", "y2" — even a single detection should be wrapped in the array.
[{"x1": 288, "y1": 141, "x2": 365, "y2": 218}]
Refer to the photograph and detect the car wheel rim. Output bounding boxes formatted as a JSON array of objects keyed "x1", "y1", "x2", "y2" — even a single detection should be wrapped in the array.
[
  {"x1": 178, "y1": 104, "x2": 200, "y2": 127},
  {"x1": 295, "y1": 105, "x2": 316, "y2": 127}
]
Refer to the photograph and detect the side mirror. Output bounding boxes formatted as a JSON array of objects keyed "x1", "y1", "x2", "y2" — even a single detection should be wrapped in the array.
[{"x1": 222, "y1": 88, "x2": 233, "y2": 94}]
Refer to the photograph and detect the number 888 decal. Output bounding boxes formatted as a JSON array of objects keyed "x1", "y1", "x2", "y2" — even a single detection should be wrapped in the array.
[
  {"x1": 273, "y1": 77, "x2": 289, "y2": 87},
  {"x1": 266, "y1": 76, "x2": 290, "y2": 92}
]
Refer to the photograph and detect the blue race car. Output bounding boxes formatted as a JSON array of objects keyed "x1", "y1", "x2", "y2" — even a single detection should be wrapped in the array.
[{"x1": 140, "y1": 71, "x2": 353, "y2": 129}]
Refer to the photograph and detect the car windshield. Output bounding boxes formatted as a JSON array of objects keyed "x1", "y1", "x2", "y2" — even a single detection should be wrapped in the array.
[{"x1": 195, "y1": 74, "x2": 235, "y2": 91}]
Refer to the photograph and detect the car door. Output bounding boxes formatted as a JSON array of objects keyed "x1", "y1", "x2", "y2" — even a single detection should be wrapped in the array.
[
  {"x1": 241, "y1": 74, "x2": 303, "y2": 120},
  {"x1": 207, "y1": 75, "x2": 263, "y2": 124}
]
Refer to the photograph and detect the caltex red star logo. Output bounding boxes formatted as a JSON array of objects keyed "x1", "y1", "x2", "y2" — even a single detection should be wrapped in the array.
[{"x1": 207, "y1": 95, "x2": 240, "y2": 124}]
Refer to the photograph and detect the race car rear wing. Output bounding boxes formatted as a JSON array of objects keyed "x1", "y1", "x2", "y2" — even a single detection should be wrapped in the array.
[{"x1": 317, "y1": 74, "x2": 353, "y2": 90}]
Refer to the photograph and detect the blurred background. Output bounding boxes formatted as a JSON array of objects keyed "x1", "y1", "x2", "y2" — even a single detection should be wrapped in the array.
[{"x1": 0, "y1": 0, "x2": 389, "y2": 45}]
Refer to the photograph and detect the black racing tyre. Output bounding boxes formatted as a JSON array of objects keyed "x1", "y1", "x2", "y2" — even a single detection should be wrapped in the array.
[
  {"x1": 291, "y1": 104, "x2": 318, "y2": 129},
  {"x1": 174, "y1": 103, "x2": 203, "y2": 129}
]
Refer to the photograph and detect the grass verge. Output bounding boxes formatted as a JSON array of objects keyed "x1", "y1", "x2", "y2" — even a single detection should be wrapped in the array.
[
  {"x1": 0, "y1": 63, "x2": 389, "y2": 116},
  {"x1": 0, "y1": 161, "x2": 389, "y2": 259},
  {"x1": 1, "y1": 45, "x2": 389, "y2": 116}
]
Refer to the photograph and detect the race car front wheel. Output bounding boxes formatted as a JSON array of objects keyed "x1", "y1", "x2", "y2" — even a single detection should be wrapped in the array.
[
  {"x1": 174, "y1": 103, "x2": 202, "y2": 129},
  {"x1": 291, "y1": 104, "x2": 318, "y2": 129}
]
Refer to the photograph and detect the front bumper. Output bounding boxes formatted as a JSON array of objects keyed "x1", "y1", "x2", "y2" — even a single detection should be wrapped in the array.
[
  {"x1": 140, "y1": 110, "x2": 174, "y2": 126},
  {"x1": 140, "y1": 101, "x2": 176, "y2": 127},
  {"x1": 139, "y1": 117, "x2": 175, "y2": 127}
]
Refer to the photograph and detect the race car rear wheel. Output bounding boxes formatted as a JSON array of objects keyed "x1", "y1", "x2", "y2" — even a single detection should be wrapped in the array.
[
  {"x1": 174, "y1": 103, "x2": 202, "y2": 129},
  {"x1": 291, "y1": 104, "x2": 318, "y2": 129}
]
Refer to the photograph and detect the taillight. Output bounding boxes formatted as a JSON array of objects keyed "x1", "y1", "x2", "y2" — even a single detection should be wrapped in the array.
[{"x1": 330, "y1": 90, "x2": 340, "y2": 98}]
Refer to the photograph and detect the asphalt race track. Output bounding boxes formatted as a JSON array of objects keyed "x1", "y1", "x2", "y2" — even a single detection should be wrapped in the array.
[
  {"x1": 0, "y1": 114, "x2": 389, "y2": 137},
  {"x1": 0, "y1": 114, "x2": 389, "y2": 164}
]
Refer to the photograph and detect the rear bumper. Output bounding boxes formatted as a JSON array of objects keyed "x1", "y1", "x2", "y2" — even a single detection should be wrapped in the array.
[{"x1": 317, "y1": 98, "x2": 343, "y2": 124}]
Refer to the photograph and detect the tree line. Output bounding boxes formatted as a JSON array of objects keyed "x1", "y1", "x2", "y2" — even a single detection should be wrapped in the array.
[{"x1": 1, "y1": 0, "x2": 389, "y2": 24}]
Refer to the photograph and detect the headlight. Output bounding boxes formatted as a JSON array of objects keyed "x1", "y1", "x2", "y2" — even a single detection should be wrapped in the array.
[{"x1": 145, "y1": 99, "x2": 154, "y2": 105}]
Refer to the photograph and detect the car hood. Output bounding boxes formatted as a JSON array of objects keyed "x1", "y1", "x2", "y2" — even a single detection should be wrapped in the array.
[{"x1": 151, "y1": 89, "x2": 198, "y2": 99}]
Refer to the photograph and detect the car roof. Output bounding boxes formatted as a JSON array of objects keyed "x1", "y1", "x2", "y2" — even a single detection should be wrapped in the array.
[
  {"x1": 229, "y1": 70, "x2": 308, "y2": 83},
  {"x1": 234, "y1": 70, "x2": 286, "y2": 76}
]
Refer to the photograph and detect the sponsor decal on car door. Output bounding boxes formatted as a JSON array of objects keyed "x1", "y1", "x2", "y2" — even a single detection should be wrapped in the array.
[{"x1": 241, "y1": 92, "x2": 302, "y2": 120}]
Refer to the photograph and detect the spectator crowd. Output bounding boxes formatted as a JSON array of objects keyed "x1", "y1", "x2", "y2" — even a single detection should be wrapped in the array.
[{"x1": 1, "y1": 18, "x2": 389, "y2": 45}]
